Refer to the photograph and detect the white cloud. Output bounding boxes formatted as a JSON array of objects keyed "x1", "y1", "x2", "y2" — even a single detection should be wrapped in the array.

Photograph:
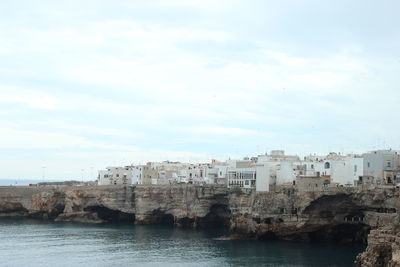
[
  {"x1": 0, "y1": 128, "x2": 138, "y2": 150},
  {"x1": 0, "y1": 1, "x2": 399, "y2": 179},
  {"x1": 0, "y1": 91, "x2": 59, "y2": 110},
  {"x1": 53, "y1": 149, "x2": 210, "y2": 164},
  {"x1": 182, "y1": 125, "x2": 270, "y2": 137}
]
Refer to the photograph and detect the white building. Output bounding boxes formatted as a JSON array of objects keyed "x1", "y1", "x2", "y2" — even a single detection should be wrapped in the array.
[
  {"x1": 276, "y1": 161, "x2": 297, "y2": 185},
  {"x1": 330, "y1": 156, "x2": 363, "y2": 186},
  {"x1": 300, "y1": 153, "x2": 363, "y2": 186},
  {"x1": 206, "y1": 165, "x2": 228, "y2": 185},
  {"x1": 131, "y1": 165, "x2": 144, "y2": 185},
  {"x1": 255, "y1": 163, "x2": 270, "y2": 192},
  {"x1": 96, "y1": 150, "x2": 369, "y2": 189},
  {"x1": 226, "y1": 159, "x2": 270, "y2": 191},
  {"x1": 98, "y1": 166, "x2": 133, "y2": 185},
  {"x1": 227, "y1": 167, "x2": 257, "y2": 189},
  {"x1": 363, "y1": 150, "x2": 400, "y2": 184},
  {"x1": 257, "y1": 150, "x2": 300, "y2": 186}
]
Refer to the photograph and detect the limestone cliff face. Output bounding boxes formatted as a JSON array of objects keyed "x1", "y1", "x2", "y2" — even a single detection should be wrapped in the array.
[
  {"x1": 0, "y1": 185, "x2": 229, "y2": 226},
  {"x1": 55, "y1": 186, "x2": 136, "y2": 223},
  {"x1": 1, "y1": 186, "x2": 398, "y2": 231},
  {"x1": 229, "y1": 188, "x2": 399, "y2": 244},
  {"x1": 0, "y1": 187, "x2": 55, "y2": 217},
  {"x1": 355, "y1": 213, "x2": 400, "y2": 267},
  {"x1": 1, "y1": 185, "x2": 400, "y2": 264},
  {"x1": 355, "y1": 226, "x2": 400, "y2": 267},
  {"x1": 133, "y1": 185, "x2": 229, "y2": 227}
]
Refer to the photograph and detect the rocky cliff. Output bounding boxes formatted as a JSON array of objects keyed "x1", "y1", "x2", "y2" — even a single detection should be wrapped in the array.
[
  {"x1": 0, "y1": 185, "x2": 230, "y2": 227},
  {"x1": 1, "y1": 185, "x2": 399, "y2": 265},
  {"x1": 229, "y1": 188, "x2": 399, "y2": 243},
  {"x1": 354, "y1": 211, "x2": 400, "y2": 267}
]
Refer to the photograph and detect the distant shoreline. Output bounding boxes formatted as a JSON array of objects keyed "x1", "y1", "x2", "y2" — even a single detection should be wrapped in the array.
[
  {"x1": 0, "y1": 179, "x2": 89, "y2": 186},
  {"x1": 0, "y1": 179, "x2": 43, "y2": 186}
]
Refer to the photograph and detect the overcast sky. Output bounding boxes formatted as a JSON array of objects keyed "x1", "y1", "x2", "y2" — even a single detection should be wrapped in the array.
[{"x1": 0, "y1": 0, "x2": 399, "y2": 180}]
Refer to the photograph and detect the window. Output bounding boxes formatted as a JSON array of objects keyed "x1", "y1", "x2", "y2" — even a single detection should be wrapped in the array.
[
  {"x1": 367, "y1": 162, "x2": 370, "y2": 168},
  {"x1": 311, "y1": 164, "x2": 314, "y2": 169},
  {"x1": 245, "y1": 180, "x2": 249, "y2": 185},
  {"x1": 388, "y1": 161, "x2": 391, "y2": 167},
  {"x1": 354, "y1": 165, "x2": 357, "y2": 172},
  {"x1": 324, "y1": 162, "x2": 330, "y2": 169}
]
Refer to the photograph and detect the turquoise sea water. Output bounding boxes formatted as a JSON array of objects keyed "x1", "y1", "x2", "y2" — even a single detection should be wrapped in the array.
[{"x1": 0, "y1": 219, "x2": 363, "y2": 267}]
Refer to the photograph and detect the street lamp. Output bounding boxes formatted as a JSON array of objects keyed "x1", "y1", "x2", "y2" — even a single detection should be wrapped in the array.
[
  {"x1": 90, "y1": 167, "x2": 94, "y2": 181},
  {"x1": 42, "y1": 166, "x2": 46, "y2": 183},
  {"x1": 81, "y1": 169, "x2": 84, "y2": 183}
]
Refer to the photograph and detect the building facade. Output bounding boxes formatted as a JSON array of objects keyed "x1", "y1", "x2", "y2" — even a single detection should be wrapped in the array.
[{"x1": 363, "y1": 150, "x2": 400, "y2": 184}]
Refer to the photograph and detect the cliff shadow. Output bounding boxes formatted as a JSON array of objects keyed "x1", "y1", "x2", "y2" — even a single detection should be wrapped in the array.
[
  {"x1": 197, "y1": 204, "x2": 231, "y2": 228},
  {"x1": 150, "y1": 209, "x2": 175, "y2": 226},
  {"x1": 302, "y1": 194, "x2": 371, "y2": 244},
  {"x1": 308, "y1": 223, "x2": 371, "y2": 245},
  {"x1": 84, "y1": 205, "x2": 135, "y2": 223}
]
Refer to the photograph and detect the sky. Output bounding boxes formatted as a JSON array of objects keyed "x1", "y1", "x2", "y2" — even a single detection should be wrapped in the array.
[{"x1": 0, "y1": 0, "x2": 399, "y2": 180}]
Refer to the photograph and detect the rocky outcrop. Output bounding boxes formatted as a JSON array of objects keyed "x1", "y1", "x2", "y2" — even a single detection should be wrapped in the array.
[
  {"x1": 133, "y1": 185, "x2": 229, "y2": 227},
  {"x1": 355, "y1": 227, "x2": 399, "y2": 266},
  {"x1": 229, "y1": 188, "x2": 399, "y2": 245},
  {"x1": 0, "y1": 187, "x2": 51, "y2": 217},
  {"x1": 355, "y1": 213, "x2": 400, "y2": 267},
  {"x1": 31, "y1": 191, "x2": 66, "y2": 219},
  {"x1": 1, "y1": 185, "x2": 400, "y2": 264},
  {"x1": 55, "y1": 186, "x2": 136, "y2": 223},
  {"x1": 0, "y1": 185, "x2": 229, "y2": 227}
]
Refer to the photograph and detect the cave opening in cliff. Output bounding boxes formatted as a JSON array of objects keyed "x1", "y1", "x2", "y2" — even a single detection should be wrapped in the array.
[
  {"x1": 177, "y1": 217, "x2": 195, "y2": 227},
  {"x1": 259, "y1": 231, "x2": 278, "y2": 241},
  {"x1": 0, "y1": 202, "x2": 28, "y2": 215},
  {"x1": 84, "y1": 206, "x2": 135, "y2": 223},
  {"x1": 150, "y1": 209, "x2": 175, "y2": 226},
  {"x1": 197, "y1": 204, "x2": 231, "y2": 228},
  {"x1": 308, "y1": 223, "x2": 371, "y2": 245}
]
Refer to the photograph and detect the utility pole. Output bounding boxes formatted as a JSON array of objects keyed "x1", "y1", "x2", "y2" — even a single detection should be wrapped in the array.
[{"x1": 81, "y1": 169, "x2": 84, "y2": 183}]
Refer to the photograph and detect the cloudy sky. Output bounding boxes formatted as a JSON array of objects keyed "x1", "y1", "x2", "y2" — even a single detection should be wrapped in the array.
[{"x1": 0, "y1": 0, "x2": 399, "y2": 180}]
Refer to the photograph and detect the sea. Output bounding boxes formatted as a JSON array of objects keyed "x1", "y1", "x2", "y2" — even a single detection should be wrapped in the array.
[
  {"x1": 0, "y1": 179, "x2": 46, "y2": 186},
  {"x1": 0, "y1": 219, "x2": 364, "y2": 267}
]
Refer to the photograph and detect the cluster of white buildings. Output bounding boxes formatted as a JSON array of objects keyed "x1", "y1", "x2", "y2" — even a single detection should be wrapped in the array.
[
  {"x1": 98, "y1": 161, "x2": 222, "y2": 186},
  {"x1": 97, "y1": 149, "x2": 400, "y2": 192}
]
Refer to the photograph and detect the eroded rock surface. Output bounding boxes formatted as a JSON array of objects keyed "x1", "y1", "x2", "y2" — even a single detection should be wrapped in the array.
[
  {"x1": 229, "y1": 188, "x2": 399, "y2": 245},
  {"x1": 0, "y1": 185, "x2": 229, "y2": 227},
  {"x1": 355, "y1": 213, "x2": 400, "y2": 267},
  {"x1": 1, "y1": 185, "x2": 400, "y2": 265}
]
